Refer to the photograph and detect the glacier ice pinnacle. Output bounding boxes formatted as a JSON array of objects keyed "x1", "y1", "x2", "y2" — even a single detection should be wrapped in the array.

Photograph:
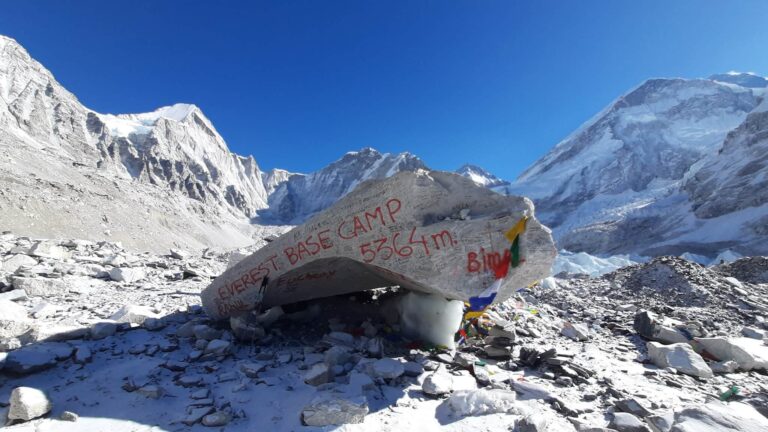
[{"x1": 201, "y1": 171, "x2": 556, "y2": 320}]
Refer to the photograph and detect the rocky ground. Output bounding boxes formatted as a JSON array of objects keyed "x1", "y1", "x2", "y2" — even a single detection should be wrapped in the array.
[{"x1": 1, "y1": 233, "x2": 768, "y2": 431}]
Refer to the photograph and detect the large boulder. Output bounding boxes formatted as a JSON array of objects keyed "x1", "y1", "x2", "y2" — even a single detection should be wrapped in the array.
[
  {"x1": 202, "y1": 171, "x2": 556, "y2": 320},
  {"x1": 669, "y1": 401, "x2": 768, "y2": 432},
  {"x1": 693, "y1": 337, "x2": 768, "y2": 372},
  {"x1": 646, "y1": 342, "x2": 713, "y2": 378}
]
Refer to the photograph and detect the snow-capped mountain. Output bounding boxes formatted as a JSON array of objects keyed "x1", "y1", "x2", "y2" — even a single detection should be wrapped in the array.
[
  {"x1": 261, "y1": 168, "x2": 299, "y2": 195},
  {"x1": 510, "y1": 75, "x2": 768, "y2": 257},
  {"x1": 262, "y1": 148, "x2": 427, "y2": 224},
  {"x1": 456, "y1": 164, "x2": 512, "y2": 195},
  {"x1": 0, "y1": 35, "x2": 281, "y2": 252}
]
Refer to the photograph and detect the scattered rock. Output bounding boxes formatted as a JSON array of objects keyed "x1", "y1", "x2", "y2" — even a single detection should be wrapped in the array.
[
  {"x1": 609, "y1": 412, "x2": 651, "y2": 432},
  {"x1": 646, "y1": 342, "x2": 713, "y2": 378},
  {"x1": 170, "y1": 249, "x2": 189, "y2": 260},
  {"x1": 3, "y1": 345, "x2": 65, "y2": 374},
  {"x1": 370, "y1": 358, "x2": 404, "y2": 380},
  {"x1": 60, "y1": 411, "x2": 79, "y2": 422},
  {"x1": 422, "y1": 369, "x2": 453, "y2": 396},
  {"x1": 694, "y1": 337, "x2": 768, "y2": 371},
  {"x1": 8, "y1": 387, "x2": 52, "y2": 422},
  {"x1": 561, "y1": 322, "x2": 590, "y2": 341},
  {"x1": 1, "y1": 254, "x2": 37, "y2": 273},
  {"x1": 615, "y1": 398, "x2": 652, "y2": 418},
  {"x1": 301, "y1": 395, "x2": 368, "y2": 426},
  {"x1": 136, "y1": 385, "x2": 164, "y2": 399},
  {"x1": 669, "y1": 400, "x2": 768, "y2": 431},
  {"x1": 108, "y1": 267, "x2": 145, "y2": 283},
  {"x1": 29, "y1": 242, "x2": 69, "y2": 260},
  {"x1": 12, "y1": 277, "x2": 68, "y2": 297},
  {"x1": 633, "y1": 311, "x2": 689, "y2": 344},
  {"x1": 305, "y1": 363, "x2": 331, "y2": 386},
  {"x1": 109, "y1": 304, "x2": 159, "y2": 325},
  {"x1": 201, "y1": 410, "x2": 231, "y2": 427},
  {"x1": 0, "y1": 299, "x2": 30, "y2": 339},
  {"x1": 204, "y1": 339, "x2": 231, "y2": 355},
  {"x1": 74, "y1": 346, "x2": 92, "y2": 364}
]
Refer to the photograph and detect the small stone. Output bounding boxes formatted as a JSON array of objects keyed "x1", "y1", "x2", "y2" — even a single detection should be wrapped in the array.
[
  {"x1": 422, "y1": 369, "x2": 453, "y2": 396},
  {"x1": 325, "y1": 331, "x2": 355, "y2": 346},
  {"x1": 108, "y1": 267, "x2": 145, "y2": 283},
  {"x1": 60, "y1": 411, "x2": 79, "y2": 422},
  {"x1": 176, "y1": 320, "x2": 198, "y2": 338},
  {"x1": 305, "y1": 363, "x2": 331, "y2": 386},
  {"x1": 240, "y1": 362, "x2": 268, "y2": 378},
  {"x1": 177, "y1": 375, "x2": 204, "y2": 387},
  {"x1": 74, "y1": 346, "x2": 92, "y2": 364},
  {"x1": 614, "y1": 398, "x2": 652, "y2": 418},
  {"x1": 555, "y1": 376, "x2": 573, "y2": 387},
  {"x1": 136, "y1": 385, "x2": 164, "y2": 399},
  {"x1": 8, "y1": 387, "x2": 52, "y2": 421},
  {"x1": 204, "y1": 339, "x2": 231, "y2": 355},
  {"x1": 193, "y1": 325, "x2": 223, "y2": 341},
  {"x1": 201, "y1": 410, "x2": 231, "y2": 427},
  {"x1": 710, "y1": 360, "x2": 739, "y2": 374},
  {"x1": 645, "y1": 412, "x2": 674, "y2": 432},
  {"x1": 324, "y1": 345, "x2": 351, "y2": 366},
  {"x1": 170, "y1": 249, "x2": 189, "y2": 260},
  {"x1": 183, "y1": 406, "x2": 214, "y2": 426},
  {"x1": 110, "y1": 305, "x2": 159, "y2": 325},
  {"x1": 609, "y1": 412, "x2": 651, "y2": 432},
  {"x1": 561, "y1": 322, "x2": 589, "y2": 341},
  {"x1": 483, "y1": 345, "x2": 512, "y2": 359},
  {"x1": 742, "y1": 326, "x2": 767, "y2": 340},
  {"x1": 90, "y1": 322, "x2": 118, "y2": 340},
  {"x1": 370, "y1": 358, "x2": 404, "y2": 380},
  {"x1": 403, "y1": 361, "x2": 424, "y2": 377},
  {"x1": 143, "y1": 317, "x2": 166, "y2": 331},
  {"x1": 190, "y1": 389, "x2": 210, "y2": 399}
]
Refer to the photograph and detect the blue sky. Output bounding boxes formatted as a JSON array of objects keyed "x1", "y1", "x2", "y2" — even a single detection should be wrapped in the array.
[{"x1": 2, "y1": 1, "x2": 767, "y2": 180}]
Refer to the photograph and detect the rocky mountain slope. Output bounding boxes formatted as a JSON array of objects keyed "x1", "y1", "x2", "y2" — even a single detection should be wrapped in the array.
[
  {"x1": 0, "y1": 35, "x2": 287, "y2": 252},
  {"x1": 509, "y1": 73, "x2": 768, "y2": 258}
]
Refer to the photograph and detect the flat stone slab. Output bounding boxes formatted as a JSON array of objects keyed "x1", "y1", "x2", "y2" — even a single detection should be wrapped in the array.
[{"x1": 202, "y1": 171, "x2": 556, "y2": 320}]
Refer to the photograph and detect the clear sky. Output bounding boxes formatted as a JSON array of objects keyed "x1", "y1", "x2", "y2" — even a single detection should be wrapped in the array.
[{"x1": 2, "y1": 1, "x2": 767, "y2": 180}]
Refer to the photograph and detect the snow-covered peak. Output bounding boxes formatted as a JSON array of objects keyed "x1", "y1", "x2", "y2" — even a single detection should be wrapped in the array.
[
  {"x1": 99, "y1": 103, "x2": 203, "y2": 137},
  {"x1": 262, "y1": 168, "x2": 301, "y2": 195},
  {"x1": 456, "y1": 164, "x2": 510, "y2": 188},
  {"x1": 264, "y1": 148, "x2": 427, "y2": 223},
  {"x1": 345, "y1": 147, "x2": 380, "y2": 157},
  {"x1": 709, "y1": 72, "x2": 768, "y2": 88}
]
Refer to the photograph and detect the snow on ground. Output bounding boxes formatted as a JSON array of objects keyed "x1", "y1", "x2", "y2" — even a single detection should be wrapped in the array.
[
  {"x1": 552, "y1": 250, "x2": 641, "y2": 277},
  {"x1": 2, "y1": 236, "x2": 768, "y2": 432}
]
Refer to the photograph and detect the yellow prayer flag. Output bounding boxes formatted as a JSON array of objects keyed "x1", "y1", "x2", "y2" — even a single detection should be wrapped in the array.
[{"x1": 504, "y1": 216, "x2": 528, "y2": 243}]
